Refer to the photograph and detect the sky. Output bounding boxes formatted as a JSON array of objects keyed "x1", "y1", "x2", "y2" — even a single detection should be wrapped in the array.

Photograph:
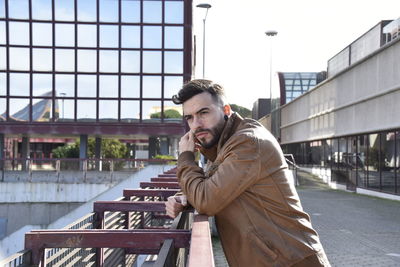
[{"x1": 191, "y1": 0, "x2": 400, "y2": 109}]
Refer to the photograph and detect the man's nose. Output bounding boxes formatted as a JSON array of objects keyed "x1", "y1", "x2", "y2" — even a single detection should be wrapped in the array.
[{"x1": 191, "y1": 115, "x2": 203, "y2": 130}]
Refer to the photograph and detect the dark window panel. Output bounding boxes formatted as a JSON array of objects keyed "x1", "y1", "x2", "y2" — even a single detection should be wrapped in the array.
[{"x1": 381, "y1": 132, "x2": 396, "y2": 193}]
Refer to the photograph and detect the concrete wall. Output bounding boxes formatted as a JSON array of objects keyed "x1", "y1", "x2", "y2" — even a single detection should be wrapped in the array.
[{"x1": 281, "y1": 39, "x2": 400, "y2": 144}]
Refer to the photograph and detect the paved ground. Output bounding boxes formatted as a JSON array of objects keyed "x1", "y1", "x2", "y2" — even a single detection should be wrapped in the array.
[{"x1": 212, "y1": 170, "x2": 400, "y2": 266}]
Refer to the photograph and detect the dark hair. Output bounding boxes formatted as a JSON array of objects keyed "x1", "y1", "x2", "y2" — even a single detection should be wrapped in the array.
[{"x1": 172, "y1": 79, "x2": 225, "y2": 105}]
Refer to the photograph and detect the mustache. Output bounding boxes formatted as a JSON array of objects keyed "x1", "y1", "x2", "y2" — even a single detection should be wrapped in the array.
[{"x1": 194, "y1": 128, "x2": 212, "y2": 134}]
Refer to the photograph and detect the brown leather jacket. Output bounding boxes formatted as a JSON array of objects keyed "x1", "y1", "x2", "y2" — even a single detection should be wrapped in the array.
[{"x1": 177, "y1": 113, "x2": 327, "y2": 267}]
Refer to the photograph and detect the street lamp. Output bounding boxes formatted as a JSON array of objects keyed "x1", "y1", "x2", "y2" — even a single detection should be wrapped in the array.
[
  {"x1": 60, "y1": 92, "x2": 66, "y2": 119},
  {"x1": 197, "y1": 3, "x2": 212, "y2": 78},
  {"x1": 265, "y1": 30, "x2": 278, "y2": 100}
]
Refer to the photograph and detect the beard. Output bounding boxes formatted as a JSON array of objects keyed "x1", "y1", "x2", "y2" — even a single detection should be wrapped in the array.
[{"x1": 195, "y1": 119, "x2": 226, "y2": 149}]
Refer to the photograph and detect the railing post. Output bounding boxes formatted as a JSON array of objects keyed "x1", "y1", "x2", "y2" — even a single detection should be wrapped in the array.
[{"x1": 56, "y1": 159, "x2": 60, "y2": 183}]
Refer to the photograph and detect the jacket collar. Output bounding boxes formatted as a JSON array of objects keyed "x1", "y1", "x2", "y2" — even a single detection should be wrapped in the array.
[{"x1": 200, "y1": 112, "x2": 243, "y2": 162}]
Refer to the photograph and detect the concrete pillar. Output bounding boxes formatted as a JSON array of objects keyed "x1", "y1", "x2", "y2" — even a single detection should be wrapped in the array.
[
  {"x1": 79, "y1": 135, "x2": 88, "y2": 171},
  {"x1": 160, "y1": 137, "x2": 169, "y2": 155},
  {"x1": 148, "y1": 137, "x2": 157, "y2": 159},
  {"x1": 95, "y1": 137, "x2": 102, "y2": 171},
  {"x1": 21, "y1": 136, "x2": 30, "y2": 171}
]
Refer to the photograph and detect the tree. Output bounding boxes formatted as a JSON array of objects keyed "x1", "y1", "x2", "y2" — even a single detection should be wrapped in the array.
[
  {"x1": 230, "y1": 104, "x2": 251, "y2": 118},
  {"x1": 150, "y1": 109, "x2": 182, "y2": 119}
]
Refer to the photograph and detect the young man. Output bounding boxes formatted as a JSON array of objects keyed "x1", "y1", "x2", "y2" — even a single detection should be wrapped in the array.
[{"x1": 165, "y1": 79, "x2": 330, "y2": 267}]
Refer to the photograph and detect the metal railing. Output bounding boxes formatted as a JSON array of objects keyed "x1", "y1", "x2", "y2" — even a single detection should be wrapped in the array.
[{"x1": 284, "y1": 154, "x2": 300, "y2": 186}]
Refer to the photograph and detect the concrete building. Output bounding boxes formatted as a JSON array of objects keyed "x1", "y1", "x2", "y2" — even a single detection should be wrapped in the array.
[{"x1": 278, "y1": 18, "x2": 400, "y2": 199}]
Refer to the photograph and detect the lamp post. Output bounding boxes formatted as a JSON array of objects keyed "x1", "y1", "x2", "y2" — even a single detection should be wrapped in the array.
[
  {"x1": 197, "y1": 3, "x2": 212, "y2": 78},
  {"x1": 265, "y1": 30, "x2": 278, "y2": 100},
  {"x1": 60, "y1": 92, "x2": 66, "y2": 119}
]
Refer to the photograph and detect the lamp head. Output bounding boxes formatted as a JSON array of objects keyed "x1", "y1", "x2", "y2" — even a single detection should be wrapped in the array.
[
  {"x1": 196, "y1": 3, "x2": 212, "y2": 9},
  {"x1": 265, "y1": 30, "x2": 278, "y2": 36}
]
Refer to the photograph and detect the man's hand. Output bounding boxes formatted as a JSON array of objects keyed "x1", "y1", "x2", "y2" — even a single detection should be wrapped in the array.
[
  {"x1": 179, "y1": 131, "x2": 196, "y2": 153},
  {"x1": 165, "y1": 195, "x2": 188, "y2": 218}
]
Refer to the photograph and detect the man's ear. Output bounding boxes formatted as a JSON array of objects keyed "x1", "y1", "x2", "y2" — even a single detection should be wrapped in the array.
[{"x1": 223, "y1": 104, "x2": 232, "y2": 115}]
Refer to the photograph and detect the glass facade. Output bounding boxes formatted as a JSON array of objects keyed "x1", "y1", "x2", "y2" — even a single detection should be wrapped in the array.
[
  {"x1": 278, "y1": 72, "x2": 323, "y2": 104},
  {"x1": 283, "y1": 130, "x2": 400, "y2": 196},
  {"x1": 0, "y1": 0, "x2": 189, "y2": 124}
]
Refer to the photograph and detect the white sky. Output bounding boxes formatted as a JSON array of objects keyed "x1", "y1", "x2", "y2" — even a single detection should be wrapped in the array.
[{"x1": 192, "y1": 0, "x2": 400, "y2": 109}]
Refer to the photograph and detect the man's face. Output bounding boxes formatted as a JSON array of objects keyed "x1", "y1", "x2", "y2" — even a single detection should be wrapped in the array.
[{"x1": 183, "y1": 92, "x2": 226, "y2": 149}]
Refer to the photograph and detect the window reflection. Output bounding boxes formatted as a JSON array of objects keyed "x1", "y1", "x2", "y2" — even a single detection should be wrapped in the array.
[
  {"x1": 121, "y1": 26, "x2": 140, "y2": 48},
  {"x1": 77, "y1": 50, "x2": 97, "y2": 72},
  {"x1": 33, "y1": 48, "x2": 53, "y2": 71},
  {"x1": 55, "y1": 74, "x2": 75, "y2": 97},
  {"x1": 99, "y1": 100, "x2": 118, "y2": 121},
  {"x1": 10, "y1": 73, "x2": 30, "y2": 96},
  {"x1": 33, "y1": 74, "x2": 53, "y2": 97},
  {"x1": 0, "y1": 22, "x2": 5, "y2": 44},
  {"x1": 143, "y1": 76, "x2": 161, "y2": 98},
  {"x1": 9, "y1": 22, "x2": 29, "y2": 45},
  {"x1": 0, "y1": 73, "x2": 6, "y2": 96},
  {"x1": 32, "y1": 98, "x2": 53, "y2": 122},
  {"x1": 77, "y1": 0, "x2": 96, "y2": 22},
  {"x1": 0, "y1": 47, "x2": 5, "y2": 70},
  {"x1": 32, "y1": 0, "x2": 52, "y2": 20},
  {"x1": 55, "y1": 49, "x2": 75, "y2": 72},
  {"x1": 367, "y1": 133, "x2": 380, "y2": 189},
  {"x1": 9, "y1": 0, "x2": 29, "y2": 19},
  {"x1": 143, "y1": 26, "x2": 162, "y2": 48},
  {"x1": 77, "y1": 100, "x2": 96, "y2": 121},
  {"x1": 121, "y1": 100, "x2": 139, "y2": 122},
  {"x1": 99, "y1": 75, "x2": 118, "y2": 97},
  {"x1": 0, "y1": 99, "x2": 5, "y2": 121},
  {"x1": 55, "y1": 0, "x2": 75, "y2": 21},
  {"x1": 9, "y1": 98, "x2": 29, "y2": 121},
  {"x1": 164, "y1": 76, "x2": 183, "y2": 98},
  {"x1": 164, "y1": 52, "x2": 183, "y2": 74},
  {"x1": 121, "y1": 51, "x2": 140, "y2": 73},
  {"x1": 143, "y1": 51, "x2": 161, "y2": 73},
  {"x1": 33, "y1": 23, "x2": 53, "y2": 46},
  {"x1": 99, "y1": 50, "x2": 119, "y2": 73},
  {"x1": 56, "y1": 24, "x2": 75, "y2": 47},
  {"x1": 381, "y1": 132, "x2": 396, "y2": 193},
  {"x1": 143, "y1": 1, "x2": 162, "y2": 23},
  {"x1": 56, "y1": 99, "x2": 74, "y2": 121},
  {"x1": 78, "y1": 25, "x2": 97, "y2": 47},
  {"x1": 121, "y1": 1, "x2": 140, "y2": 23},
  {"x1": 121, "y1": 75, "x2": 140, "y2": 98},
  {"x1": 163, "y1": 100, "x2": 182, "y2": 123},
  {"x1": 165, "y1": 27, "x2": 183, "y2": 49},
  {"x1": 100, "y1": 0, "x2": 118, "y2": 22},
  {"x1": 0, "y1": 0, "x2": 5, "y2": 18},
  {"x1": 100, "y1": 25, "x2": 119, "y2": 48},
  {"x1": 165, "y1": 2, "x2": 183, "y2": 24},
  {"x1": 77, "y1": 75, "x2": 96, "y2": 97},
  {"x1": 10, "y1": 48, "x2": 30, "y2": 70},
  {"x1": 142, "y1": 100, "x2": 161, "y2": 122}
]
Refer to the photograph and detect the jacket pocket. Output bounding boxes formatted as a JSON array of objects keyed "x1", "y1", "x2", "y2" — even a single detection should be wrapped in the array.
[{"x1": 248, "y1": 231, "x2": 278, "y2": 261}]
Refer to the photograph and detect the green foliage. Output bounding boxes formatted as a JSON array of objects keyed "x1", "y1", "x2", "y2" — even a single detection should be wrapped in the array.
[
  {"x1": 150, "y1": 109, "x2": 182, "y2": 119},
  {"x1": 52, "y1": 138, "x2": 127, "y2": 159},
  {"x1": 153, "y1": 154, "x2": 176, "y2": 165},
  {"x1": 230, "y1": 104, "x2": 251, "y2": 118},
  {"x1": 52, "y1": 142, "x2": 80, "y2": 158}
]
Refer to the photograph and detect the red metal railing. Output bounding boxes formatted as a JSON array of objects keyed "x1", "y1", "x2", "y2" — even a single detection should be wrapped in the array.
[{"x1": 0, "y1": 168, "x2": 215, "y2": 267}]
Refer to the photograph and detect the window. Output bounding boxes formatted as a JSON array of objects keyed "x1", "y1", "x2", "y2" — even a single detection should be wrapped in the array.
[
  {"x1": 143, "y1": 76, "x2": 161, "y2": 98},
  {"x1": 55, "y1": 49, "x2": 75, "y2": 72},
  {"x1": 99, "y1": 75, "x2": 118, "y2": 98},
  {"x1": 121, "y1": 26, "x2": 140, "y2": 48},
  {"x1": 165, "y1": 26, "x2": 183, "y2": 49},
  {"x1": 77, "y1": 100, "x2": 96, "y2": 121},
  {"x1": 121, "y1": 1, "x2": 140, "y2": 23},
  {"x1": 77, "y1": 75, "x2": 96, "y2": 97},
  {"x1": 55, "y1": 0, "x2": 75, "y2": 21},
  {"x1": 33, "y1": 74, "x2": 53, "y2": 96},
  {"x1": 164, "y1": 76, "x2": 183, "y2": 99},
  {"x1": 55, "y1": 74, "x2": 75, "y2": 97},
  {"x1": 143, "y1": 26, "x2": 162, "y2": 49},
  {"x1": 32, "y1": 0, "x2": 52, "y2": 20},
  {"x1": 143, "y1": 51, "x2": 161, "y2": 73},
  {"x1": 143, "y1": 1, "x2": 162, "y2": 23},
  {"x1": 55, "y1": 24, "x2": 75, "y2": 47},
  {"x1": 165, "y1": 2, "x2": 183, "y2": 24},
  {"x1": 164, "y1": 52, "x2": 183, "y2": 74},
  {"x1": 121, "y1": 75, "x2": 140, "y2": 98},
  {"x1": 33, "y1": 49, "x2": 53, "y2": 71},
  {"x1": 77, "y1": 0, "x2": 96, "y2": 22},
  {"x1": 32, "y1": 23, "x2": 53, "y2": 46},
  {"x1": 9, "y1": 22, "x2": 29, "y2": 45},
  {"x1": 100, "y1": 25, "x2": 119, "y2": 48},
  {"x1": 10, "y1": 73, "x2": 30, "y2": 96},
  {"x1": 121, "y1": 51, "x2": 140, "y2": 73}
]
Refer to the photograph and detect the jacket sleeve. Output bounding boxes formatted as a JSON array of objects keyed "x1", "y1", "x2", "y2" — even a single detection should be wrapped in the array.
[{"x1": 177, "y1": 134, "x2": 268, "y2": 216}]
